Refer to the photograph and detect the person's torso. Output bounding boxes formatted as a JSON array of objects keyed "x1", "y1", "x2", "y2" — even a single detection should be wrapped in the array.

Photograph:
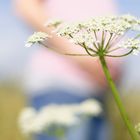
[{"x1": 26, "y1": 0, "x2": 117, "y2": 95}]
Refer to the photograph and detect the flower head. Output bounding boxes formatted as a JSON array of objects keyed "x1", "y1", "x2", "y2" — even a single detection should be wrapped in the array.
[
  {"x1": 19, "y1": 99, "x2": 102, "y2": 135},
  {"x1": 44, "y1": 19, "x2": 62, "y2": 27},
  {"x1": 120, "y1": 14, "x2": 140, "y2": 25},
  {"x1": 56, "y1": 15, "x2": 140, "y2": 57},
  {"x1": 25, "y1": 32, "x2": 50, "y2": 47},
  {"x1": 18, "y1": 108, "x2": 37, "y2": 134},
  {"x1": 118, "y1": 38, "x2": 140, "y2": 55},
  {"x1": 26, "y1": 15, "x2": 140, "y2": 57}
]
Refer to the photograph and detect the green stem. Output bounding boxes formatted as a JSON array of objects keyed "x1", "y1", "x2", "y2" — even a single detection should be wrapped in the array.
[
  {"x1": 105, "y1": 49, "x2": 134, "y2": 57},
  {"x1": 99, "y1": 55, "x2": 139, "y2": 140}
]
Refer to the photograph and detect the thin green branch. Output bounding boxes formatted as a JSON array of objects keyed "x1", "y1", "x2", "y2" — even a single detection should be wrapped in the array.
[
  {"x1": 104, "y1": 33, "x2": 113, "y2": 52},
  {"x1": 39, "y1": 42, "x2": 48, "y2": 48},
  {"x1": 101, "y1": 31, "x2": 105, "y2": 49},
  {"x1": 94, "y1": 30, "x2": 97, "y2": 40},
  {"x1": 105, "y1": 49, "x2": 134, "y2": 57},
  {"x1": 109, "y1": 30, "x2": 129, "y2": 50},
  {"x1": 83, "y1": 43, "x2": 96, "y2": 56},
  {"x1": 63, "y1": 53, "x2": 96, "y2": 56},
  {"x1": 40, "y1": 42, "x2": 97, "y2": 57},
  {"x1": 93, "y1": 42, "x2": 99, "y2": 51},
  {"x1": 99, "y1": 56, "x2": 139, "y2": 140},
  {"x1": 107, "y1": 47, "x2": 121, "y2": 53},
  {"x1": 88, "y1": 48, "x2": 98, "y2": 53}
]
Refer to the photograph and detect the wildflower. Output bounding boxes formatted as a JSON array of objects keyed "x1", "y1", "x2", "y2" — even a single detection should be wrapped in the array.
[
  {"x1": 118, "y1": 38, "x2": 140, "y2": 55},
  {"x1": 44, "y1": 19, "x2": 62, "y2": 27},
  {"x1": 79, "y1": 99, "x2": 102, "y2": 116},
  {"x1": 25, "y1": 32, "x2": 50, "y2": 47},
  {"x1": 18, "y1": 108, "x2": 37, "y2": 134},
  {"x1": 19, "y1": 99, "x2": 102, "y2": 135},
  {"x1": 24, "y1": 15, "x2": 140, "y2": 140},
  {"x1": 56, "y1": 23, "x2": 80, "y2": 37},
  {"x1": 120, "y1": 14, "x2": 140, "y2": 25},
  {"x1": 25, "y1": 15, "x2": 140, "y2": 57},
  {"x1": 56, "y1": 15, "x2": 140, "y2": 57}
]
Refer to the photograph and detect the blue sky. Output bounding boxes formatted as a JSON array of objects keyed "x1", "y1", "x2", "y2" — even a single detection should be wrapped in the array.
[{"x1": 117, "y1": 0, "x2": 140, "y2": 16}]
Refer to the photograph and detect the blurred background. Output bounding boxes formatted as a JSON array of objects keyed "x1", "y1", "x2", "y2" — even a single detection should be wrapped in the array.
[{"x1": 0, "y1": 0, "x2": 140, "y2": 140}]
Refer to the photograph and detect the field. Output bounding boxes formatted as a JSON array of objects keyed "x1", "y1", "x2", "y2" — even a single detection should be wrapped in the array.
[
  {"x1": 0, "y1": 83, "x2": 140, "y2": 140},
  {"x1": 0, "y1": 83, "x2": 28, "y2": 140}
]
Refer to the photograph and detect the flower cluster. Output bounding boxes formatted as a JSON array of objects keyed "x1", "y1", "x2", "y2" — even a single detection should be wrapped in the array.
[
  {"x1": 121, "y1": 14, "x2": 140, "y2": 25},
  {"x1": 118, "y1": 38, "x2": 140, "y2": 55},
  {"x1": 57, "y1": 15, "x2": 140, "y2": 36},
  {"x1": 56, "y1": 15, "x2": 140, "y2": 56},
  {"x1": 19, "y1": 99, "x2": 102, "y2": 135},
  {"x1": 25, "y1": 32, "x2": 50, "y2": 47},
  {"x1": 25, "y1": 15, "x2": 140, "y2": 57},
  {"x1": 44, "y1": 19, "x2": 62, "y2": 27}
]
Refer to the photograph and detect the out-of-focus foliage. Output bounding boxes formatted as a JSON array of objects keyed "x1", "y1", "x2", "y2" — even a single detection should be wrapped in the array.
[
  {"x1": 0, "y1": 83, "x2": 30, "y2": 140},
  {"x1": 1, "y1": 83, "x2": 140, "y2": 140},
  {"x1": 107, "y1": 90, "x2": 140, "y2": 140}
]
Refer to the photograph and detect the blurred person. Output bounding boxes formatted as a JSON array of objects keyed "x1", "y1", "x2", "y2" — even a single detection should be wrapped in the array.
[{"x1": 14, "y1": 0, "x2": 121, "y2": 140}]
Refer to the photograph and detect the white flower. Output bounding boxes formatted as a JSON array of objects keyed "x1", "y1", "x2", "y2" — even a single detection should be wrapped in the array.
[
  {"x1": 55, "y1": 15, "x2": 140, "y2": 56},
  {"x1": 18, "y1": 107, "x2": 37, "y2": 134},
  {"x1": 104, "y1": 19, "x2": 131, "y2": 35},
  {"x1": 38, "y1": 105, "x2": 79, "y2": 128},
  {"x1": 79, "y1": 99, "x2": 102, "y2": 116},
  {"x1": 26, "y1": 15, "x2": 140, "y2": 57},
  {"x1": 120, "y1": 14, "x2": 140, "y2": 24},
  {"x1": 118, "y1": 38, "x2": 140, "y2": 55},
  {"x1": 19, "y1": 99, "x2": 102, "y2": 135},
  {"x1": 57, "y1": 23, "x2": 80, "y2": 37},
  {"x1": 44, "y1": 19, "x2": 62, "y2": 27},
  {"x1": 25, "y1": 32, "x2": 50, "y2": 47}
]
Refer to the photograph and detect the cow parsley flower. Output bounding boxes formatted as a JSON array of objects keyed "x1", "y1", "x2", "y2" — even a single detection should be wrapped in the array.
[
  {"x1": 78, "y1": 99, "x2": 102, "y2": 116},
  {"x1": 25, "y1": 32, "x2": 50, "y2": 47},
  {"x1": 18, "y1": 108, "x2": 37, "y2": 134},
  {"x1": 25, "y1": 15, "x2": 140, "y2": 58},
  {"x1": 44, "y1": 19, "x2": 62, "y2": 27},
  {"x1": 19, "y1": 99, "x2": 102, "y2": 135},
  {"x1": 57, "y1": 23, "x2": 81, "y2": 37},
  {"x1": 118, "y1": 38, "x2": 140, "y2": 55},
  {"x1": 120, "y1": 14, "x2": 140, "y2": 25},
  {"x1": 24, "y1": 15, "x2": 140, "y2": 140},
  {"x1": 56, "y1": 15, "x2": 140, "y2": 57}
]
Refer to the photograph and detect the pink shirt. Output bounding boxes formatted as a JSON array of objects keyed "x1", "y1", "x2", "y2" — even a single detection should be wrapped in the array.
[
  {"x1": 26, "y1": 0, "x2": 117, "y2": 95},
  {"x1": 46, "y1": 0, "x2": 117, "y2": 22}
]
